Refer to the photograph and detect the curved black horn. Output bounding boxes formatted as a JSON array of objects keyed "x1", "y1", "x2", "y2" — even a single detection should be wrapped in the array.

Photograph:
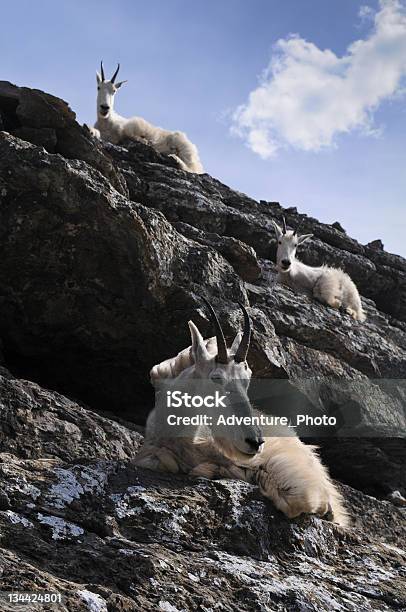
[
  {"x1": 234, "y1": 302, "x2": 252, "y2": 363},
  {"x1": 293, "y1": 218, "x2": 304, "y2": 236},
  {"x1": 282, "y1": 216, "x2": 287, "y2": 235},
  {"x1": 202, "y1": 298, "x2": 228, "y2": 364},
  {"x1": 100, "y1": 61, "x2": 105, "y2": 82},
  {"x1": 111, "y1": 63, "x2": 120, "y2": 84}
]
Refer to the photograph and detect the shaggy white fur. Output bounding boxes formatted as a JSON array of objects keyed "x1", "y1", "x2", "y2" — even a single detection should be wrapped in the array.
[
  {"x1": 249, "y1": 434, "x2": 348, "y2": 525},
  {"x1": 135, "y1": 327, "x2": 348, "y2": 526},
  {"x1": 93, "y1": 63, "x2": 203, "y2": 173},
  {"x1": 272, "y1": 220, "x2": 365, "y2": 322}
]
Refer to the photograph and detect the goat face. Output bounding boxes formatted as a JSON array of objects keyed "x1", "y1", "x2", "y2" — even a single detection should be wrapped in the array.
[
  {"x1": 96, "y1": 61, "x2": 127, "y2": 118},
  {"x1": 188, "y1": 302, "x2": 264, "y2": 460},
  {"x1": 271, "y1": 218, "x2": 313, "y2": 273}
]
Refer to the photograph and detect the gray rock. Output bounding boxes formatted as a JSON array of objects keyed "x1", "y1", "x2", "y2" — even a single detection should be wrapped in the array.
[
  {"x1": 0, "y1": 369, "x2": 404, "y2": 610},
  {"x1": 173, "y1": 221, "x2": 261, "y2": 282},
  {"x1": 0, "y1": 367, "x2": 142, "y2": 461},
  {"x1": 0, "y1": 444, "x2": 405, "y2": 611},
  {"x1": 332, "y1": 221, "x2": 347, "y2": 233},
  {"x1": 367, "y1": 239, "x2": 385, "y2": 251},
  {"x1": 12, "y1": 126, "x2": 57, "y2": 151},
  {"x1": 0, "y1": 131, "x2": 244, "y2": 421},
  {"x1": 0, "y1": 81, "x2": 128, "y2": 196}
]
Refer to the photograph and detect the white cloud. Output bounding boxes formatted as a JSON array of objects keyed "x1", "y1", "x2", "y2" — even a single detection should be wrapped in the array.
[
  {"x1": 232, "y1": 0, "x2": 406, "y2": 158},
  {"x1": 359, "y1": 5, "x2": 375, "y2": 22}
]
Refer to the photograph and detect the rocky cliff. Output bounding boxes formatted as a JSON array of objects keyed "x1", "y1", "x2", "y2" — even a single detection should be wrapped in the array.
[{"x1": 0, "y1": 82, "x2": 405, "y2": 611}]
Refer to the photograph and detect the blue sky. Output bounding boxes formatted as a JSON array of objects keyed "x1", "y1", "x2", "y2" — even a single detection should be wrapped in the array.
[{"x1": 2, "y1": 0, "x2": 405, "y2": 256}]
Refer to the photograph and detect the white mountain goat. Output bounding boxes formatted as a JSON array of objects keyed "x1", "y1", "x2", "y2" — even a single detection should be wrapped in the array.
[
  {"x1": 134, "y1": 299, "x2": 348, "y2": 526},
  {"x1": 92, "y1": 62, "x2": 204, "y2": 173},
  {"x1": 271, "y1": 217, "x2": 366, "y2": 322}
]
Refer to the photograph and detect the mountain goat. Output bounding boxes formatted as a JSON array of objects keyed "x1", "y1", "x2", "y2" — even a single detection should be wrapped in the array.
[
  {"x1": 271, "y1": 217, "x2": 366, "y2": 322},
  {"x1": 93, "y1": 62, "x2": 204, "y2": 173},
  {"x1": 135, "y1": 299, "x2": 348, "y2": 526}
]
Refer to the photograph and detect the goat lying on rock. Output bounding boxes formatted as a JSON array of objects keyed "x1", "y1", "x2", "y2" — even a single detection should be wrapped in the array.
[
  {"x1": 135, "y1": 300, "x2": 348, "y2": 526},
  {"x1": 92, "y1": 62, "x2": 204, "y2": 173},
  {"x1": 272, "y1": 218, "x2": 366, "y2": 322}
]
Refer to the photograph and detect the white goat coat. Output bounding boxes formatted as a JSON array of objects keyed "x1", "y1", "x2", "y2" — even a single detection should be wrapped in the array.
[
  {"x1": 95, "y1": 111, "x2": 204, "y2": 173},
  {"x1": 135, "y1": 337, "x2": 348, "y2": 526},
  {"x1": 279, "y1": 261, "x2": 366, "y2": 322}
]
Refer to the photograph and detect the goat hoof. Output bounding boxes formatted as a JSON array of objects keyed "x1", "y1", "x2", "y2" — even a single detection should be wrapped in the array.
[
  {"x1": 388, "y1": 490, "x2": 406, "y2": 506},
  {"x1": 322, "y1": 503, "x2": 334, "y2": 522}
]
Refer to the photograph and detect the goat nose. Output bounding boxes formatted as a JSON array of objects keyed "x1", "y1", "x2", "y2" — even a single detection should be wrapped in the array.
[
  {"x1": 100, "y1": 105, "x2": 109, "y2": 111},
  {"x1": 245, "y1": 437, "x2": 264, "y2": 452},
  {"x1": 281, "y1": 259, "x2": 290, "y2": 267}
]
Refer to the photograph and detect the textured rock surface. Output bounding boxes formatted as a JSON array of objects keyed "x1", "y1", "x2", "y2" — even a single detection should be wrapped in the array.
[
  {"x1": 0, "y1": 130, "x2": 405, "y2": 429},
  {"x1": 0, "y1": 81, "x2": 128, "y2": 196},
  {"x1": 0, "y1": 368, "x2": 143, "y2": 462},
  {"x1": 105, "y1": 140, "x2": 406, "y2": 323},
  {"x1": 0, "y1": 372, "x2": 405, "y2": 611},
  {"x1": 0, "y1": 84, "x2": 405, "y2": 609},
  {"x1": 0, "y1": 131, "x2": 242, "y2": 419}
]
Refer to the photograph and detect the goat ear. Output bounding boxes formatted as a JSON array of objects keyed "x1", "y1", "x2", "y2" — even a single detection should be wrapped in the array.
[
  {"x1": 297, "y1": 233, "x2": 313, "y2": 245},
  {"x1": 114, "y1": 80, "x2": 128, "y2": 89},
  {"x1": 230, "y1": 331, "x2": 243, "y2": 357},
  {"x1": 271, "y1": 220, "x2": 283, "y2": 238},
  {"x1": 96, "y1": 72, "x2": 102, "y2": 85},
  {"x1": 188, "y1": 321, "x2": 210, "y2": 363}
]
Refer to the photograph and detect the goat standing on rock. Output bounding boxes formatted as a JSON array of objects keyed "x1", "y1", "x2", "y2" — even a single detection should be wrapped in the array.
[
  {"x1": 135, "y1": 300, "x2": 348, "y2": 526},
  {"x1": 92, "y1": 62, "x2": 204, "y2": 173},
  {"x1": 271, "y1": 217, "x2": 366, "y2": 322}
]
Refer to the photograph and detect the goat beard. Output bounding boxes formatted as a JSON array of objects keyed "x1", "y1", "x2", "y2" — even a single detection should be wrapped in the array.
[{"x1": 212, "y1": 436, "x2": 259, "y2": 465}]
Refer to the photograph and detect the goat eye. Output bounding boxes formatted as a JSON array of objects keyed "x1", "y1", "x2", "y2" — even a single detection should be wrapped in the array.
[
  {"x1": 278, "y1": 241, "x2": 282, "y2": 245},
  {"x1": 97, "y1": 87, "x2": 100, "y2": 91}
]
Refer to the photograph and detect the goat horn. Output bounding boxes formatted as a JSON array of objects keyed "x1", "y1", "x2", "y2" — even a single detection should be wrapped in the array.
[
  {"x1": 293, "y1": 218, "x2": 304, "y2": 236},
  {"x1": 234, "y1": 302, "x2": 252, "y2": 363},
  {"x1": 100, "y1": 61, "x2": 105, "y2": 82},
  {"x1": 201, "y1": 298, "x2": 229, "y2": 364},
  {"x1": 282, "y1": 216, "x2": 287, "y2": 235},
  {"x1": 111, "y1": 63, "x2": 120, "y2": 84}
]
